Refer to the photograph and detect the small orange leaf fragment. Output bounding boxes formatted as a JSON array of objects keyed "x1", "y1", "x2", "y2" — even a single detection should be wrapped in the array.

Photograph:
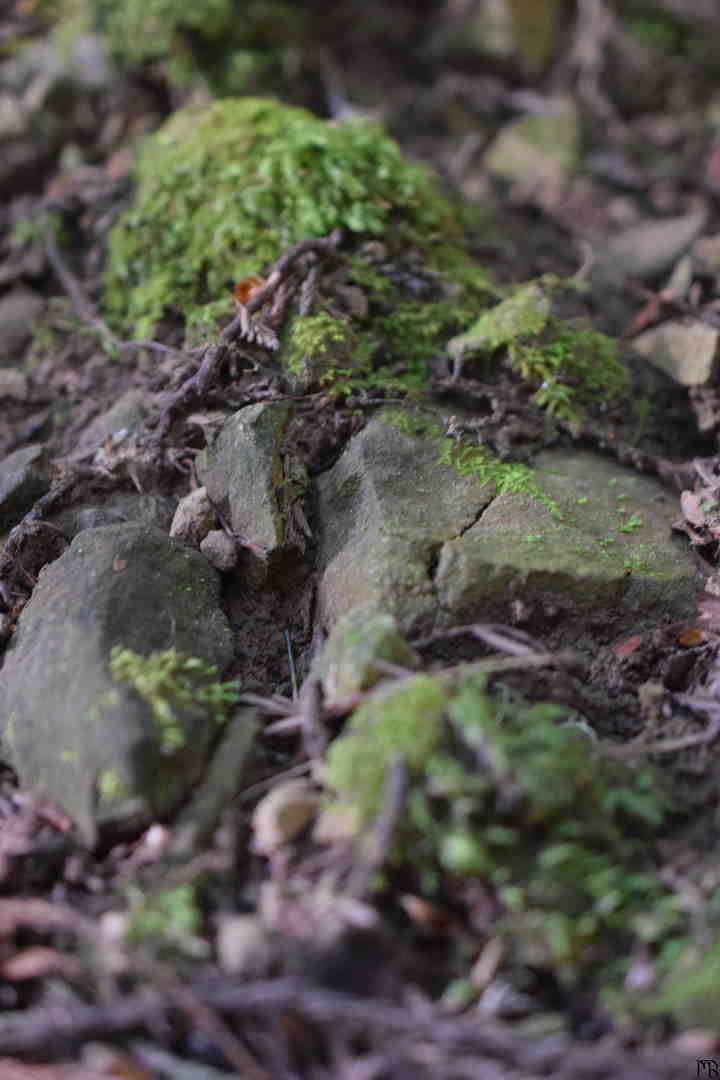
[
  {"x1": 233, "y1": 275, "x2": 266, "y2": 304},
  {"x1": 677, "y1": 626, "x2": 706, "y2": 647}
]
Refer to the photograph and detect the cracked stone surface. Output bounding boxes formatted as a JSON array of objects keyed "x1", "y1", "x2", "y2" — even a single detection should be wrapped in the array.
[
  {"x1": 315, "y1": 416, "x2": 700, "y2": 642},
  {"x1": 315, "y1": 412, "x2": 495, "y2": 635},
  {"x1": 435, "y1": 448, "x2": 701, "y2": 636}
]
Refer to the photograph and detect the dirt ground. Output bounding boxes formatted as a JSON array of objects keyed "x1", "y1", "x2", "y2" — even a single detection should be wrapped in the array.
[{"x1": 3, "y1": 1, "x2": 720, "y2": 1076}]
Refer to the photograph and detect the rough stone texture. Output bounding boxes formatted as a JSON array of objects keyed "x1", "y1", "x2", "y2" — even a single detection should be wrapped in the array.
[
  {"x1": 0, "y1": 523, "x2": 233, "y2": 842},
  {"x1": 65, "y1": 389, "x2": 149, "y2": 462},
  {"x1": 434, "y1": 448, "x2": 700, "y2": 634},
  {"x1": 200, "y1": 529, "x2": 238, "y2": 571},
  {"x1": 0, "y1": 288, "x2": 45, "y2": 365},
  {"x1": 170, "y1": 486, "x2": 216, "y2": 546},
  {"x1": 631, "y1": 320, "x2": 719, "y2": 386},
  {"x1": 197, "y1": 400, "x2": 309, "y2": 585},
  {"x1": 0, "y1": 443, "x2": 50, "y2": 532},
  {"x1": 315, "y1": 419, "x2": 700, "y2": 645},
  {"x1": 48, "y1": 492, "x2": 176, "y2": 540},
  {"x1": 199, "y1": 401, "x2": 290, "y2": 549},
  {"x1": 315, "y1": 414, "x2": 495, "y2": 635},
  {"x1": 0, "y1": 368, "x2": 28, "y2": 400}
]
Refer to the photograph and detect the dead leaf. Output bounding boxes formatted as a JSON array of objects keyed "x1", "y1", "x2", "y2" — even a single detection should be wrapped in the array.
[
  {"x1": 677, "y1": 626, "x2": 706, "y2": 647},
  {"x1": 233, "y1": 275, "x2": 266, "y2": 305}
]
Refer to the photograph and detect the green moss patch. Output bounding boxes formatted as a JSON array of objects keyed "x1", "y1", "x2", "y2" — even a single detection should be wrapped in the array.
[
  {"x1": 90, "y1": 0, "x2": 302, "y2": 95},
  {"x1": 381, "y1": 407, "x2": 556, "y2": 508},
  {"x1": 104, "y1": 97, "x2": 461, "y2": 339},
  {"x1": 323, "y1": 666, "x2": 680, "y2": 991},
  {"x1": 448, "y1": 278, "x2": 629, "y2": 424},
  {"x1": 109, "y1": 645, "x2": 239, "y2": 752}
]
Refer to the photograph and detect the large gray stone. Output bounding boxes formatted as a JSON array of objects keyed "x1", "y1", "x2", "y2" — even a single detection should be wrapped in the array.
[
  {"x1": 0, "y1": 523, "x2": 233, "y2": 842},
  {"x1": 314, "y1": 415, "x2": 700, "y2": 644},
  {"x1": 48, "y1": 491, "x2": 176, "y2": 540},
  {"x1": 199, "y1": 401, "x2": 289, "y2": 551},
  {"x1": 434, "y1": 448, "x2": 700, "y2": 634}
]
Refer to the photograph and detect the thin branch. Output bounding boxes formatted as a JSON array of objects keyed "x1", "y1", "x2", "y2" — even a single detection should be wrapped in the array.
[
  {"x1": 0, "y1": 973, "x2": 690, "y2": 1078},
  {"x1": 348, "y1": 757, "x2": 408, "y2": 899}
]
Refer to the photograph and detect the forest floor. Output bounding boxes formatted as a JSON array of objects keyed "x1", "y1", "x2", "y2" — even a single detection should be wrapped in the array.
[{"x1": 2, "y1": 1, "x2": 720, "y2": 1077}]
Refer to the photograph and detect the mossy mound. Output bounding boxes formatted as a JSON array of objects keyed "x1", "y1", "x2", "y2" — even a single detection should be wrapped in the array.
[
  {"x1": 323, "y1": 666, "x2": 681, "y2": 991},
  {"x1": 104, "y1": 97, "x2": 465, "y2": 339}
]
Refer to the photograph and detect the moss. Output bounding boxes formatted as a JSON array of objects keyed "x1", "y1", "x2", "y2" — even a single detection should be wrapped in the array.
[
  {"x1": 381, "y1": 408, "x2": 557, "y2": 510},
  {"x1": 89, "y1": 0, "x2": 303, "y2": 95},
  {"x1": 283, "y1": 312, "x2": 358, "y2": 381},
  {"x1": 448, "y1": 279, "x2": 629, "y2": 425},
  {"x1": 323, "y1": 666, "x2": 678, "y2": 986},
  {"x1": 126, "y1": 883, "x2": 203, "y2": 955},
  {"x1": 96, "y1": 767, "x2": 130, "y2": 803},
  {"x1": 625, "y1": 12, "x2": 683, "y2": 53},
  {"x1": 325, "y1": 674, "x2": 449, "y2": 817},
  {"x1": 648, "y1": 939, "x2": 720, "y2": 1028},
  {"x1": 104, "y1": 97, "x2": 460, "y2": 339},
  {"x1": 109, "y1": 645, "x2": 239, "y2": 753}
]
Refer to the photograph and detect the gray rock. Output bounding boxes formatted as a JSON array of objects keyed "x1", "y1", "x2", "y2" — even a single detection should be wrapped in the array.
[
  {"x1": 199, "y1": 400, "x2": 287, "y2": 551},
  {"x1": 0, "y1": 94, "x2": 26, "y2": 140},
  {"x1": 0, "y1": 523, "x2": 233, "y2": 843},
  {"x1": 485, "y1": 97, "x2": 579, "y2": 194},
  {"x1": 314, "y1": 415, "x2": 700, "y2": 644},
  {"x1": 48, "y1": 492, "x2": 176, "y2": 540},
  {"x1": 313, "y1": 607, "x2": 419, "y2": 703},
  {"x1": 631, "y1": 320, "x2": 719, "y2": 386},
  {"x1": 170, "y1": 486, "x2": 216, "y2": 546},
  {"x1": 66, "y1": 389, "x2": 149, "y2": 461},
  {"x1": 0, "y1": 368, "x2": 28, "y2": 400},
  {"x1": 315, "y1": 411, "x2": 494, "y2": 635},
  {"x1": 434, "y1": 448, "x2": 700, "y2": 633},
  {"x1": 198, "y1": 401, "x2": 307, "y2": 581},
  {"x1": 590, "y1": 209, "x2": 708, "y2": 289},
  {"x1": 0, "y1": 288, "x2": 45, "y2": 365},
  {"x1": 200, "y1": 529, "x2": 237, "y2": 571},
  {"x1": 0, "y1": 444, "x2": 50, "y2": 532}
]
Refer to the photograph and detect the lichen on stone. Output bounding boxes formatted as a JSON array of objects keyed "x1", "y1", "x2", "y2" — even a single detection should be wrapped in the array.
[{"x1": 109, "y1": 644, "x2": 239, "y2": 753}]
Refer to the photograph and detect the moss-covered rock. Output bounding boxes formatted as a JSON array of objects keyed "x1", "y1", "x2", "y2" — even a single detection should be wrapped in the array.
[
  {"x1": 447, "y1": 277, "x2": 629, "y2": 424},
  {"x1": 322, "y1": 665, "x2": 679, "y2": 986},
  {"x1": 104, "y1": 97, "x2": 466, "y2": 340}
]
